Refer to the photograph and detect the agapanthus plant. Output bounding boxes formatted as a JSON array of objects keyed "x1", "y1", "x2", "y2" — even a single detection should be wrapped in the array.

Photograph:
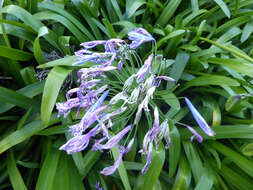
[{"x1": 56, "y1": 28, "x2": 215, "y2": 175}]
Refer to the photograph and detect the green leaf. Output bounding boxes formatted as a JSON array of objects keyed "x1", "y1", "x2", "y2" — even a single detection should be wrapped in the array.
[
  {"x1": 159, "y1": 92, "x2": 180, "y2": 111},
  {"x1": 183, "y1": 141, "x2": 203, "y2": 183},
  {"x1": 1, "y1": 5, "x2": 59, "y2": 50},
  {"x1": 241, "y1": 22, "x2": 253, "y2": 43},
  {"x1": 209, "y1": 141, "x2": 253, "y2": 178},
  {"x1": 126, "y1": 0, "x2": 145, "y2": 18},
  {"x1": 171, "y1": 153, "x2": 191, "y2": 190},
  {"x1": 33, "y1": 11, "x2": 86, "y2": 42},
  {"x1": 7, "y1": 151, "x2": 27, "y2": 190},
  {"x1": 112, "y1": 146, "x2": 131, "y2": 190},
  {"x1": 0, "y1": 81, "x2": 44, "y2": 114},
  {"x1": 157, "y1": 30, "x2": 185, "y2": 48},
  {"x1": 194, "y1": 166, "x2": 213, "y2": 190},
  {"x1": 0, "y1": 114, "x2": 60, "y2": 154},
  {"x1": 156, "y1": 0, "x2": 182, "y2": 26},
  {"x1": 211, "y1": 159, "x2": 253, "y2": 190},
  {"x1": 135, "y1": 144, "x2": 165, "y2": 190},
  {"x1": 34, "y1": 26, "x2": 48, "y2": 64},
  {"x1": 52, "y1": 153, "x2": 85, "y2": 190},
  {"x1": 77, "y1": 150, "x2": 101, "y2": 177},
  {"x1": 182, "y1": 75, "x2": 240, "y2": 91},
  {"x1": 41, "y1": 66, "x2": 71, "y2": 124},
  {"x1": 213, "y1": 0, "x2": 231, "y2": 18},
  {"x1": 191, "y1": 0, "x2": 199, "y2": 12},
  {"x1": 0, "y1": 45, "x2": 32, "y2": 61},
  {"x1": 169, "y1": 122, "x2": 181, "y2": 178},
  {"x1": 200, "y1": 37, "x2": 253, "y2": 64},
  {"x1": 35, "y1": 148, "x2": 61, "y2": 190},
  {"x1": 168, "y1": 50, "x2": 189, "y2": 89},
  {"x1": 0, "y1": 86, "x2": 40, "y2": 110},
  {"x1": 39, "y1": 1, "x2": 93, "y2": 40},
  {"x1": 242, "y1": 142, "x2": 253, "y2": 157},
  {"x1": 208, "y1": 57, "x2": 253, "y2": 77}
]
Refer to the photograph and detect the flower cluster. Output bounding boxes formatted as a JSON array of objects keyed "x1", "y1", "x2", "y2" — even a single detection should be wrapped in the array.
[{"x1": 56, "y1": 28, "x2": 215, "y2": 176}]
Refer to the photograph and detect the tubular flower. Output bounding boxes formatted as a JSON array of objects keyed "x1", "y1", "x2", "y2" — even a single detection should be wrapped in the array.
[
  {"x1": 80, "y1": 40, "x2": 106, "y2": 49},
  {"x1": 98, "y1": 125, "x2": 132, "y2": 150},
  {"x1": 100, "y1": 139, "x2": 134, "y2": 176},
  {"x1": 128, "y1": 28, "x2": 155, "y2": 49},
  {"x1": 186, "y1": 125, "x2": 203, "y2": 143},
  {"x1": 60, "y1": 126, "x2": 99, "y2": 154},
  {"x1": 57, "y1": 27, "x2": 186, "y2": 177},
  {"x1": 185, "y1": 98, "x2": 215, "y2": 136},
  {"x1": 136, "y1": 54, "x2": 154, "y2": 83}
]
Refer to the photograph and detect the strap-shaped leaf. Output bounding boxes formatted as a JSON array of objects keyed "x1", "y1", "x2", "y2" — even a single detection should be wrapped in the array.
[{"x1": 41, "y1": 66, "x2": 72, "y2": 124}]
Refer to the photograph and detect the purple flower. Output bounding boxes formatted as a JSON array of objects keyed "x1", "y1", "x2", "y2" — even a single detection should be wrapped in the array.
[
  {"x1": 73, "y1": 53, "x2": 100, "y2": 66},
  {"x1": 154, "y1": 76, "x2": 176, "y2": 86},
  {"x1": 149, "y1": 107, "x2": 159, "y2": 141},
  {"x1": 100, "y1": 140, "x2": 133, "y2": 176},
  {"x1": 118, "y1": 60, "x2": 123, "y2": 71},
  {"x1": 185, "y1": 98, "x2": 215, "y2": 136},
  {"x1": 136, "y1": 54, "x2": 154, "y2": 83},
  {"x1": 69, "y1": 105, "x2": 107, "y2": 136},
  {"x1": 141, "y1": 143, "x2": 153, "y2": 175},
  {"x1": 92, "y1": 137, "x2": 107, "y2": 151},
  {"x1": 77, "y1": 66, "x2": 116, "y2": 81},
  {"x1": 95, "y1": 181, "x2": 103, "y2": 190},
  {"x1": 186, "y1": 125, "x2": 203, "y2": 143},
  {"x1": 105, "y1": 39, "x2": 124, "y2": 53},
  {"x1": 128, "y1": 28, "x2": 155, "y2": 49},
  {"x1": 60, "y1": 126, "x2": 99, "y2": 154},
  {"x1": 99, "y1": 125, "x2": 132, "y2": 150},
  {"x1": 80, "y1": 40, "x2": 106, "y2": 49},
  {"x1": 100, "y1": 148, "x2": 125, "y2": 175},
  {"x1": 90, "y1": 90, "x2": 109, "y2": 112}
]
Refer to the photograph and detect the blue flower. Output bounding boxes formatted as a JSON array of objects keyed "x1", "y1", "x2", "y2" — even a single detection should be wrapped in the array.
[
  {"x1": 128, "y1": 28, "x2": 155, "y2": 49},
  {"x1": 185, "y1": 97, "x2": 215, "y2": 136}
]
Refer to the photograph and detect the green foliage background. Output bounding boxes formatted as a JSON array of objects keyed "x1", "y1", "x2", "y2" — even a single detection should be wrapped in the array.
[{"x1": 0, "y1": 0, "x2": 253, "y2": 189}]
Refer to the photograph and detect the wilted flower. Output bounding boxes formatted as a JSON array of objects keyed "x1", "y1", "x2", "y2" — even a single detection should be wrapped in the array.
[
  {"x1": 128, "y1": 86, "x2": 141, "y2": 104},
  {"x1": 185, "y1": 98, "x2": 215, "y2": 136},
  {"x1": 109, "y1": 92, "x2": 128, "y2": 105},
  {"x1": 136, "y1": 54, "x2": 154, "y2": 83},
  {"x1": 155, "y1": 119, "x2": 170, "y2": 149},
  {"x1": 134, "y1": 86, "x2": 156, "y2": 124}
]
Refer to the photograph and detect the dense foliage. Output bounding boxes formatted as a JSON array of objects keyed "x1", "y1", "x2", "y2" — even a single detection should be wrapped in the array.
[{"x1": 1, "y1": 0, "x2": 253, "y2": 189}]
